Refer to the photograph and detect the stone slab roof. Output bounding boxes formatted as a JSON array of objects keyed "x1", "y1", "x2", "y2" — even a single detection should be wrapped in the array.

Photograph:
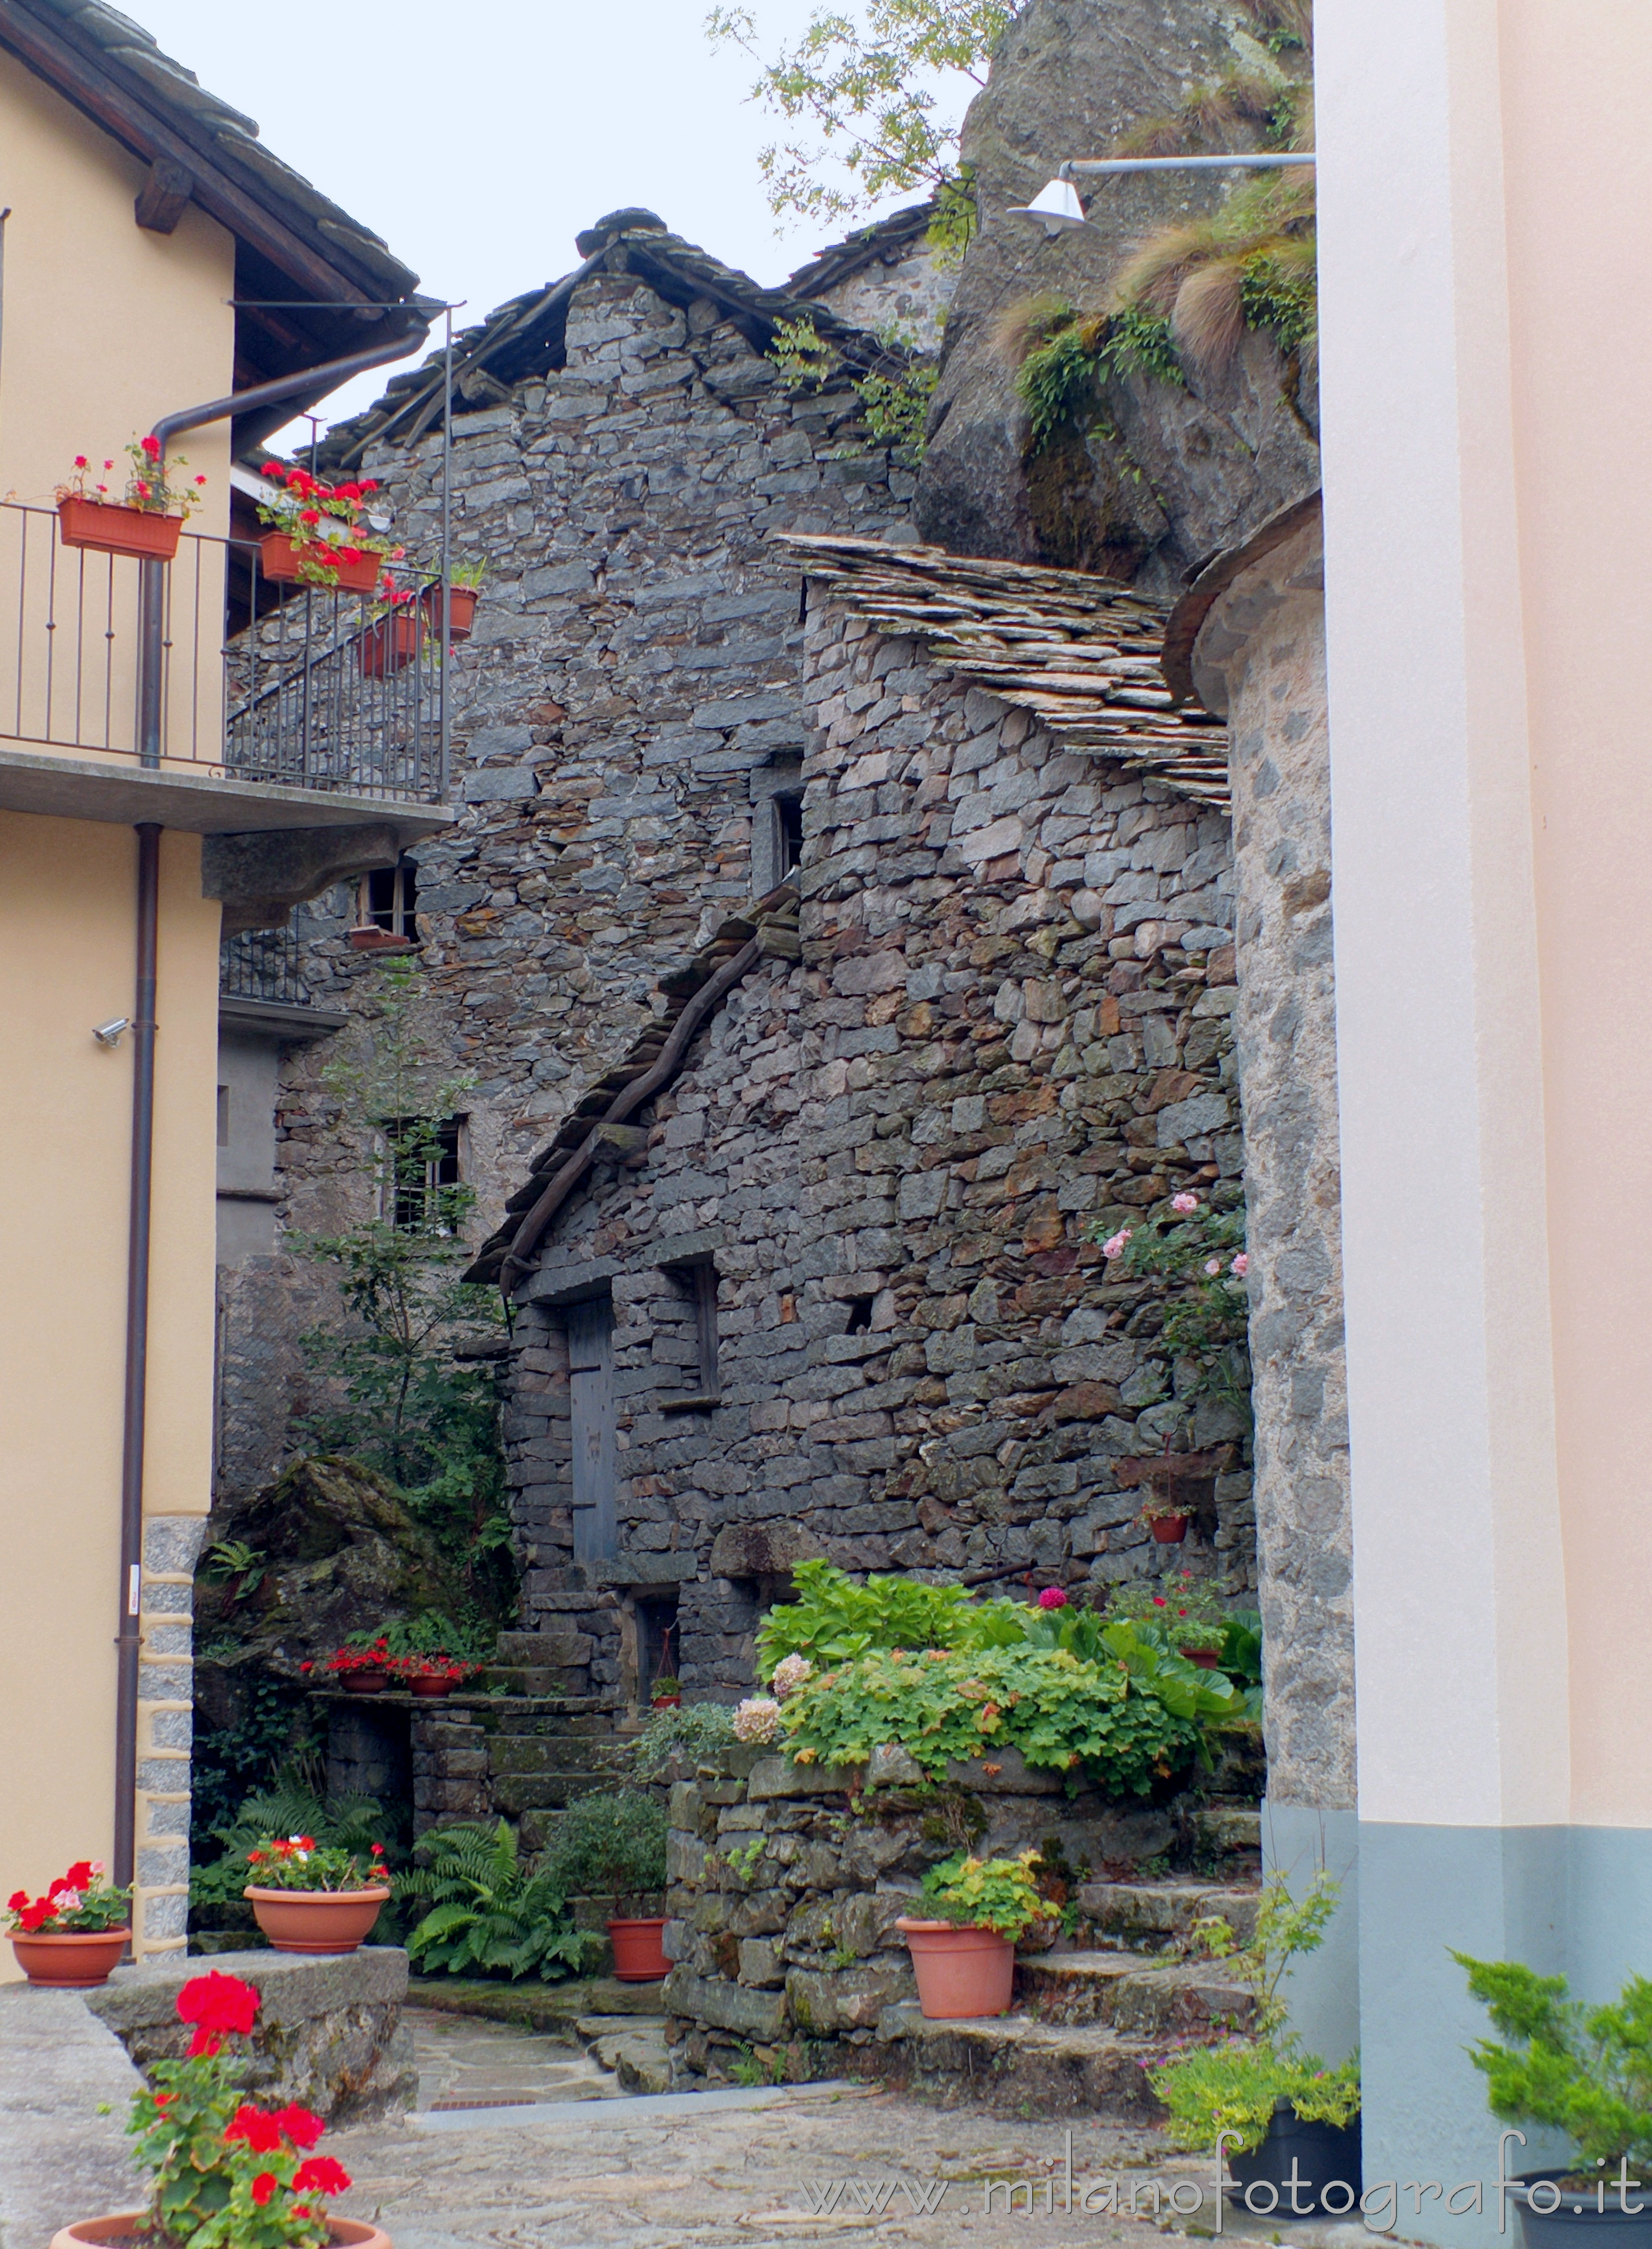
[
  {"x1": 784, "y1": 200, "x2": 937, "y2": 300},
  {"x1": 321, "y1": 209, "x2": 915, "y2": 470},
  {"x1": 776, "y1": 534, "x2": 1231, "y2": 812},
  {"x1": 0, "y1": 0, "x2": 419, "y2": 302}
]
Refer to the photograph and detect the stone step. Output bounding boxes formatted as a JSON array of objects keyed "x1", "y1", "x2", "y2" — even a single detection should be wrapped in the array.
[
  {"x1": 1193, "y1": 1803, "x2": 1262, "y2": 1860},
  {"x1": 1017, "y1": 1949, "x2": 1254, "y2": 2036},
  {"x1": 576, "y1": 2014, "x2": 673, "y2": 2094},
  {"x1": 496, "y1": 1774, "x2": 630, "y2": 1817},
  {"x1": 489, "y1": 1735, "x2": 635, "y2": 1778},
  {"x1": 1076, "y1": 1878, "x2": 1260, "y2": 1951},
  {"x1": 406, "y1": 1974, "x2": 667, "y2": 2035},
  {"x1": 871, "y1": 2005, "x2": 1165, "y2": 2119}
]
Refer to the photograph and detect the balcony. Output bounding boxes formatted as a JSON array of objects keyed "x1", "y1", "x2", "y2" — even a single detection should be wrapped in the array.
[
  {"x1": 0, "y1": 499, "x2": 453, "y2": 842},
  {"x1": 219, "y1": 921, "x2": 346, "y2": 1042}
]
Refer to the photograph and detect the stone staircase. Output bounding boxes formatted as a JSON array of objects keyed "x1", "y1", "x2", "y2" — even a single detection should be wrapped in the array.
[{"x1": 869, "y1": 1808, "x2": 1262, "y2": 2117}]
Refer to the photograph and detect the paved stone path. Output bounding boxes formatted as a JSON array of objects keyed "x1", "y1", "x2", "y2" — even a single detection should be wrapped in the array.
[{"x1": 330, "y1": 2083, "x2": 1216, "y2": 2249}]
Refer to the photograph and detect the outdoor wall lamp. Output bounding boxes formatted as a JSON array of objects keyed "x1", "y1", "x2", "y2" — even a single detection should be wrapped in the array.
[
  {"x1": 93, "y1": 1017, "x2": 130, "y2": 1047},
  {"x1": 1009, "y1": 151, "x2": 1315, "y2": 236}
]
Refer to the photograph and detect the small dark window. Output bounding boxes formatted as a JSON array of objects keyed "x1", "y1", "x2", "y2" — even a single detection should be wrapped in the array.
[
  {"x1": 659, "y1": 1258, "x2": 720, "y2": 1409},
  {"x1": 638, "y1": 1597, "x2": 679, "y2": 1698},
  {"x1": 845, "y1": 1294, "x2": 876, "y2": 1334},
  {"x1": 777, "y1": 793, "x2": 804, "y2": 874},
  {"x1": 360, "y1": 857, "x2": 418, "y2": 939},
  {"x1": 384, "y1": 1115, "x2": 462, "y2": 1232}
]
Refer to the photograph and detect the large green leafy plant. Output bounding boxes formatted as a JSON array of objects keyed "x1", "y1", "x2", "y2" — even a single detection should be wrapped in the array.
[
  {"x1": 780, "y1": 1642, "x2": 1204, "y2": 1797},
  {"x1": 398, "y1": 1819, "x2": 600, "y2": 1983},
  {"x1": 628, "y1": 1701, "x2": 739, "y2": 1781},
  {"x1": 1456, "y1": 1956, "x2": 1652, "y2": 2175},
  {"x1": 757, "y1": 1558, "x2": 985, "y2": 1674},
  {"x1": 542, "y1": 1791, "x2": 668, "y2": 1911},
  {"x1": 919, "y1": 1850, "x2": 1047, "y2": 1940}
]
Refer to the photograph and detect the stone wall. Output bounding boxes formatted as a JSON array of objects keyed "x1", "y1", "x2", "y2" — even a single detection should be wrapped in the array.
[
  {"x1": 501, "y1": 598, "x2": 1251, "y2": 1703},
  {"x1": 1189, "y1": 515, "x2": 1351, "y2": 1812},
  {"x1": 221, "y1": 232, "x2": 918, "y2": 1513},
  {"x1": 659, "y1": 1742, "x2": 1248, "y2": 2088}
]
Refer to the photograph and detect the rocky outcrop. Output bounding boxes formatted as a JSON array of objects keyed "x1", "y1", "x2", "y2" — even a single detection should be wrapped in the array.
[{"x1": 916, "y1": 0, "x2": 1320, "y2": 588}]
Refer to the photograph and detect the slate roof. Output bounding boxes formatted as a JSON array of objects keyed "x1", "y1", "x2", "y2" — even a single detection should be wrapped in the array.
[
  {"x1": 777, "y1": 533, "x2": 1232, "y2": 812},
  {"x1": 320, "y1": 207, "x2": 917, "y2": 470}
]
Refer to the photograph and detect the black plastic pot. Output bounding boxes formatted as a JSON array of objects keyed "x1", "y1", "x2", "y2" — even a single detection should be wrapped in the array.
[
  {"x1": 1228, "y1": 2105, "x2": 1363, "y2": 2214},
  {"x1": 1517, "y1": 2174, "x2": 1652, "y2": 2249}
]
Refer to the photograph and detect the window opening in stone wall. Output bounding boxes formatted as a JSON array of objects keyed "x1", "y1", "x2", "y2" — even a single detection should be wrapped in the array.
[
  {"x1": 777, "y1": 791, "x2": 804, "y2": 875},
  {"x1": 638, "y1": 1596, "x2": 679, "y2": 1699},
  {"x1": 382, "y1": 1115, "x2": 463, "y2": 1233},
  {"x1": 751, "y1": 756, "x2": 805, "y2": 896},
  {"x1": 359, "y1": 856, "x2": 419, "y2": 940},
  {"x1": 844, "y1": 1293, "x2": 876, "y2": 1335},
  {"x1": 565, "y1": 1293, "x2": 617, "y2": 1565},
  {"x1": 216, "y1": 1085, "x2": 230, "y2": 1148},
  {"x1": 660, "y1": 1257, "x2": 720, "y2": 1411}
]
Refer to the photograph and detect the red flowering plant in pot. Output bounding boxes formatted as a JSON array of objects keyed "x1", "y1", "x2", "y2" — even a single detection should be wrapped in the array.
[
  {"x1": 52, "y1": 1967, "x2": 390, "y2": 2249},
  {"x1": 5, "y1": 1860, "x2": 131, "y2": 1986},
  {"x1": 254, "y1": 463, "x2": 397, "y2": 594},
  {"x1": 242, "y1": 1836, "x2": 390, "y2": 1956},
  {"x1": 303, "y1": 1638, "x2": 393, "y2": 1694},
  {"x1": 57, "y1": 439, "x2": 207, "y2": 561}
]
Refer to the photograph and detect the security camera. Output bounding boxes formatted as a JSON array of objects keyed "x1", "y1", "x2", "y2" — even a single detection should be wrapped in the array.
[{"x1": 93, "y1": 1018, "x2": 130, "y2": 1047}]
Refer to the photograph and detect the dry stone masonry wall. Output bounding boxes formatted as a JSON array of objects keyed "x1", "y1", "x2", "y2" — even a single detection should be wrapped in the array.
[{"x1": 501, "y1": 597, "x2": 1252, "y2": 1703}]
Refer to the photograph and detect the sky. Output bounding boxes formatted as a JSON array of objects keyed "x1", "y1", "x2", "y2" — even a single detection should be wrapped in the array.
[{"x1": 129, "y1": 0, "x2": 957, "y2": 444}]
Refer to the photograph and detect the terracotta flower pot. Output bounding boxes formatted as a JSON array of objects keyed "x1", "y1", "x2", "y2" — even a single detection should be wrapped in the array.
[
  {"x1": 408, "y1": 1674, "x2": 456, "y2": 1699},
  {"x1": 422, "y1": 585, "x2": 478, "y2": 640},
  {"x1": 1179, "y1": 1645, "x2": 1222, "y2": 1669},
  {"x1": 52, "y1": 2217, "x2": 391, "y2": 2249},
  {"x1": 650, "y1": 1694, "x2": 682, "y2": 1710},
  {"x1": 9, "y1": 1927, "x2": 130, "y2": 1988},
  {"x1": 896, "y1": 1918, "x2": 1015, "y2": 2020},
  {"x1": 1149, "y1": 1514, "x2": 1191, "y2": 1544},
  {"x1": 357, "y1": 612, "x2": 421, "y2": 677},
  {"x1": 339, "y1": 1666, "x2": 390, "y2": 1690},
  {"x1": 608, "y1": 1916, "x2": 670, "y2": 1981},
  {"x1": 258, "y1": 532, "x2": 380, "y2": 594},
  {"x1": 244, "y1": 1885, "x2": 389, "y2": 1955},
  {"x1": 58, "y1": 498, "x2": 181, "y2": 563}
]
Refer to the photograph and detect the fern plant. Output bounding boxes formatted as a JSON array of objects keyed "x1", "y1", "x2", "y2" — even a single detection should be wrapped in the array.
[{"x1": 398, "y1": 1819, "x2": 601, "y2": 1983}]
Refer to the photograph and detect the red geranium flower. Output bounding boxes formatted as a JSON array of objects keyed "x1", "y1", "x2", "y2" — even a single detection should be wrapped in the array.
[
  {"x1": 176, "y1": 1971, "x2": 260, "y2": 2050},
  {"x1": 63, "y1": 1861, "x2": 96, "y2": 1889},
  {"x1": 141, "y1": 434, "x2": 160, "y2": 458},
  {"x1": 224, "y1": 2104, "x2": 284, "y2": 2155},
  {"x1": 251, "y1": 2174, "x2": 277, "y2": 2207},
  {"x1": 275, "y1": 2104, "x2": 326, "y2": 2151},
  {"x1": 18, "y1": 1901, "x2": 53, "y2": 1933},
  {"x1": 293, "y1": 2156, "x2": 353, "y2": 2195},
  {"x1": 6, "y1": 1891, "x2": 27, "y2": 1912}
]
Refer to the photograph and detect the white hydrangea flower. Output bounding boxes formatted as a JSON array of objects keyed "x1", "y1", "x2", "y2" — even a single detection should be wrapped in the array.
[
  {"x1": 770, "y1": 1654, "x2": 814, "y2": 1701},
  {"x1": 733, "y1": 1696, "x2": 782, "y2": 1745}
]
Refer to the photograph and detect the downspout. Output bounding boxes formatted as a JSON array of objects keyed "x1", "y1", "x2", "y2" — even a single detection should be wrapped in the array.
[
  {"x1": 113, "y1": 823, "x2": 160, "y2": 1901},
  {"x1": 116, "y1": 317, "x2": 433, "y2": 1898}
]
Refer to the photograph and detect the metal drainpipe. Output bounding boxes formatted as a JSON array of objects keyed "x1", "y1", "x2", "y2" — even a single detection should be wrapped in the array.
[
  {"x1": 113, "y1": 822, "x2": 160, "y2": 1900},
  {"x1": 116, "y1": 318, "x2": 436, "y2": 1903}
]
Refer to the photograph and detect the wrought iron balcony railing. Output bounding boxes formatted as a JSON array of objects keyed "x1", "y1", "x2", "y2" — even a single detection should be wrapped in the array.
[
  {"x1": 0, "y1": 500, "x2": 449, "y2": 803},
  {"x1": 220, "y1": 923, "x2": 307, "y2": 1006}
]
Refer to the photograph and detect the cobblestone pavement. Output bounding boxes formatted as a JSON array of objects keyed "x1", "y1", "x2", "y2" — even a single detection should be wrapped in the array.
[
  {"x1": 328, "y1": 2082, "x2": 1220, "y2": 2249},
  {"x1": 411, "y1": 2006, "x2": 618, "y2": 2110}
]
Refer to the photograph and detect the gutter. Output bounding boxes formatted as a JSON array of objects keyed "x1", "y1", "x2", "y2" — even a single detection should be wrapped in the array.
[{"x1": 114, "y1": 318, "x2": 437, "y2": 1915}]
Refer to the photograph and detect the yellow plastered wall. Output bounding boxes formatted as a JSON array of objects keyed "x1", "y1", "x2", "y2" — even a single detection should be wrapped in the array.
[
  {"x1": 0, "y1": 815, "x2": 220, "y2": 1970},
  {"x1": 0, "y1": 46, "x2": 235, "y2": 523}
]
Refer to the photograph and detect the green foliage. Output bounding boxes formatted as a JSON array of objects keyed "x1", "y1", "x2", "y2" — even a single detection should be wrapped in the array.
[
  {"x1": 542, "y1": 1792, "x2": 668, "y2": 1907},
  {"x1": 189, "y1": 1676, "x2": 315, "y2": 1853},
  {"x1": 203, "y1": 1539, "x2": 266, "y2": 1602},
  {"x1": 1456, "y1": 1956, "x2": 1652, "y2": 2171},
  {"x1": 628, "y1": 1700, "x2": 739, "y2": 1781},
  {"x1": 726, "y1": 1836, "x2": 767, "y2": 1882},
  {"x1": 730, "y1": 2041, "x2": 789, "y2": 2086},
  {"x1": 766, "y1": 315, "x2": 938, "y2": 459},
  {"x1": 369, "y1": 1610, "x2": 492, "y2": 1662},
  {"x1": 399, "y1": 1819, "x2": 601, "y2": 1983},
  {"x1": 758, "y1": 1557, "x2": 986, "y2": 1674},
  {"x1": 294, "y1": 958, "x2": 515, "y2": 1619},
  {"x1": 1153, "y1": 1873, "x2": 1357, "y2": 2149},
  {"x1": 1014, "y1": 304, "x2": 1185, "y2": 451},
  {"x1": 1098, "y1": 1191, "x2": 1251, "y2": 1426},
  {"x1": 127, "y1": 2051, "x2": 250, "y2": 2248},
  {"x1": 1195, "y1": 1871, "x2": 1343, "y2": 2039},
  {"x1": 707, "y1": 0, "x2": 1011, "y2": 224},
  {"x1": 1151, "y1": 2043, "x2": 1361, "y2": 2153},
  {"x1": 1240, "y1": 243, "x2": 1318, "y2": 356},
  {"x1": 920, "y1": 1849, "x2": 1047, "y2": 1939},
  {"x1": 190, "y1": 1770, "x2": 400, "y2": 1932},
  {"x1": 780, "y1": 1642, "x2": 1203, "y2": 1797},
  {"x1": 1097, "y1": 305, "x2": 1185, "y2": 388}
]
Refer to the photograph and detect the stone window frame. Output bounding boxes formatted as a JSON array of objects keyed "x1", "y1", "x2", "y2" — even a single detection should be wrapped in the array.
[
  {"x1": 657, "y1": 1254, "x2": 721, "y2": 1412},
  {"x1": 750, "y1": 753, "x2": 805, "y2": 898}
]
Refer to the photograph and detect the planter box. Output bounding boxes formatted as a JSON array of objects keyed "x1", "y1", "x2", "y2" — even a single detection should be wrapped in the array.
[
  {"x1": 1229, "y1": 2108, "x2": 1362, "y2": 2211},
  {"x1": 259, "y1": 532, "x2": 379, "y2": 594},
  {"x1": 58, "y1": 499, "x2": 181, "y2": 563}
]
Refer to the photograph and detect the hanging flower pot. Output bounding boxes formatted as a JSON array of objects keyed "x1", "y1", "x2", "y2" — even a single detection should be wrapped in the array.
[
  {"x1": 244, "y1": 1884, "x2": 390, "y2": 1955},
  {"x1": 607, "y1": 1916, "x2": 670, "y2": 1981},
  {"x1": 345, "y1": 927, "x2": 414, "y2": 955},
  {"x1": 896, "y1": 1919, "x2": 1015, "y2": 2020},
  {"x1": 421, "y1": 585, "x2": 479, "y2": 640},
  {"x1": 1149, "y1": 1511, "x2": 1191, "y2": 1544},
  {"x1": 258, "y1": 533, "x2": 381, "y2": 594},
  {"x1": 58, "y1": 498, "x2": 182, "y2": 563},
  {"x1": 53, "y1": 2220, "x2": 392, "y2": 2249},
  {"x1": 10, "y1": 1927, "x2": 130, "y2": 1987},
  {"x1": 356, "y1": 612, "x2": 422, "y2": 677}
]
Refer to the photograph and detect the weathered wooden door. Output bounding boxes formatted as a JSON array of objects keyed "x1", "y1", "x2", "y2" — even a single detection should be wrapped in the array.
[{"x1": 567, "y1": 1296, "x2": 616, "y2": 1565}]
